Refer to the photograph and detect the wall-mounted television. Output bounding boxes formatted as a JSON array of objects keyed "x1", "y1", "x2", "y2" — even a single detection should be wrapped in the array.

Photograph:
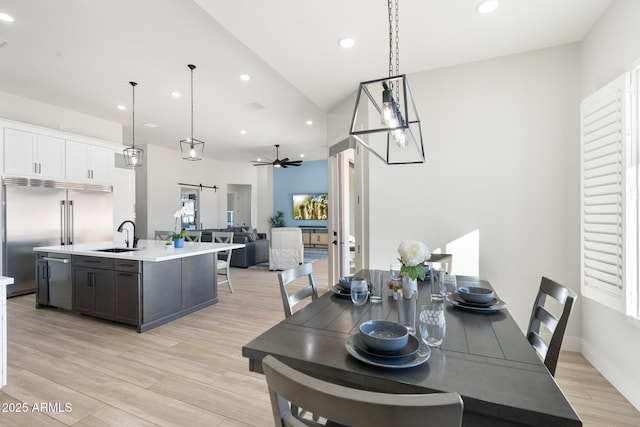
[{"x1": 293, "y1": 193, "x2": 328, "y2": 220}]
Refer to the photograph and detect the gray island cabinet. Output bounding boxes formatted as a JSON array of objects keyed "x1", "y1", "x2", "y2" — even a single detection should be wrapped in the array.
[{"x1": 34, "y1": 239, "x2": 243, "y2": 332}]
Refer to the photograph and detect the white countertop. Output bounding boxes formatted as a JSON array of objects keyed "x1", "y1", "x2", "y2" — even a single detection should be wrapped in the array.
[
  {"x1": 33, "y1": 239, "x2": 245, "y2": 263},
  {"x1": 0, "y1": 277, "x2": 14, "y2": 286}
]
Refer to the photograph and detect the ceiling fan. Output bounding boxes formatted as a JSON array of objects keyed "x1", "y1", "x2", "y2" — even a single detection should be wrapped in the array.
[{"x1": 252, "y1": 144, "x2": 303, "y2": 168}]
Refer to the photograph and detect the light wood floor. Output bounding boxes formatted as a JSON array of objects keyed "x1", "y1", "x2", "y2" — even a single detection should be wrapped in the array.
[{"x1": 1, "y1": 258, "x2": 638, "y2": 426}]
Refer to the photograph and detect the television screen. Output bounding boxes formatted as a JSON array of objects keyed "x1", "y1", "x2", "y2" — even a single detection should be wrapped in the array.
[{"x1": 293, "y1": 193, "x2": 328, "y2": 220}]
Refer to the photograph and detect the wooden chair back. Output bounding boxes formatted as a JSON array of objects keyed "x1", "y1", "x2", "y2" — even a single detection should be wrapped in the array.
[
  {"x1": 183, "y1": 230, "x2": 202, "y2": 242},
  {"x1": 526, "y1": 276, "x2": 577, "y2": 376},
  {"x1": 278, "y1": 263, "x2": 317, "y2": 318},
  {"x1": 154, "y1": 230, "x2": 172, "y2": 241},
  {"x1": 211, "y1": 231, "x2": 234, "y2": 293},
  {"x1": 262, "y1": 355, "x2": 464, "y2": 427}
]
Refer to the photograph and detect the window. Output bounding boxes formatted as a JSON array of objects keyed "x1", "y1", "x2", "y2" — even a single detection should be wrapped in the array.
[{"x1": 580, "y1": 67, "x2": 639, "y2": 318}]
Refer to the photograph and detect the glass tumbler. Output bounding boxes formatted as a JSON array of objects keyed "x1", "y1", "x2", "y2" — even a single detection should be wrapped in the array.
[
  {"x1": 350, "y1": 278, "x2": 369, "y2": 306},
  {"x1": 369, "y1": 270, "x2": 383, "y2": 303},
  {"x1": 419, "y1": 302, "x2": 446, "y2": 347}
]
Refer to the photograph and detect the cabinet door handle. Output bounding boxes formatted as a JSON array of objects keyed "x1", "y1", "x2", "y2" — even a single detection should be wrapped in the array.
[
  {"x1": 39, "y1": 163, "x2": 42, "y2": 174},
  {"x1": 43, "y1": 257, "x2": 70, "y2": 263},
  {"x1": 34, "y1": 162, "x2": 38, "y2": 173},
  {"x1": 118, "y1": 273, "x2": 134, "y2": 277},
  {"x1": 88, "y1": 169, "x2": 91, "y2": 179}
]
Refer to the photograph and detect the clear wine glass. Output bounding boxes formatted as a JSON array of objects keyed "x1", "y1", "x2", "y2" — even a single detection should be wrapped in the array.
[{"x1": 350, "y1": 279, "x2": 369, "y2": 306}]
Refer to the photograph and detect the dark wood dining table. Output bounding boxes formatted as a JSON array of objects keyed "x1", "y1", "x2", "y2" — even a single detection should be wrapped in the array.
[{"x1": 242, "y1": 272, "x2": 581, "y2": 426}]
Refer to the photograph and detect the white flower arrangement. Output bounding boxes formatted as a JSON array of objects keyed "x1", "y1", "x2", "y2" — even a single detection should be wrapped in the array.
[{"x1": 397, "y1": 240, "x2": 431, "y2": 281}]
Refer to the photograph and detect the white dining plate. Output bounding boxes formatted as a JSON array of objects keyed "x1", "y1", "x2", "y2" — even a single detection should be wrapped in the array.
[
  {"x1": 446, "y1": 293, "x2": 507, "y2": 312},
  {"x1": 345, "y1": 334, "x2": 430, "y2": 369}
]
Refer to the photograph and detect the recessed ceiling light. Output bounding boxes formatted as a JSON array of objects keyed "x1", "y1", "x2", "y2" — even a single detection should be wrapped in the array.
[
  {"x1": 0, "y1": 13, "x2": 15, "y2": 23},
  {"x1": 116, "y1": 104, "x2": 126, "y2": 111},
  {"x1": 240, "y1": 130, "x2": 247, "y2": 135},
  {"x1": 171, "y1": 91, "x2": 181, "y2": 98},
  {"x1": 338, "y1": 38, "x2": 355, "y2": 49},
  {"x1": 256, "y1": 158, "x2": 262, "y2": 162},
  {"x1": 300, "y1": 154, "x2": 305, "y2": 158},
  {"x1": 143, "y1": 123, "x2": 158, "y2": 128},
  {"x1": 240, "y1": 74, "x2": 251, "y2": 81},
  {"x1": 306, "y1": 120, "x2": 313, "y2": 126},
  {"x1": 476, "y1": 0, "x2": 500, "y2": 14}
]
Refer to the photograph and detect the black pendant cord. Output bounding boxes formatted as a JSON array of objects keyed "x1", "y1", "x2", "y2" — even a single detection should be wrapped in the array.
[
  {"x1": 130, "y1": 81, "x2": 137, "y2": 149},
  {"x1": 188, "y1": 64, "x2": 196, "y2": 146}
]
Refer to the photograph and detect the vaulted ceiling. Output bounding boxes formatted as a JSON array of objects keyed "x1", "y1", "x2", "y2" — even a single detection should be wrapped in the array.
[{"x1": 0, "y1": 0, "x2": 612, "y2": 162}]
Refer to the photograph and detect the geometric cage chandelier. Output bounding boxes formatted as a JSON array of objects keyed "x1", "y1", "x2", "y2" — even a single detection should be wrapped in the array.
[
  {"x1": 349, "y1": 0, "x2": 425, "y2": 165},
  {"x1": 180, "y1": 64, "x2": 205, "y2": 161},
  {"x1": 123, "y1": 81, "x2": 144, "y2": 167}
]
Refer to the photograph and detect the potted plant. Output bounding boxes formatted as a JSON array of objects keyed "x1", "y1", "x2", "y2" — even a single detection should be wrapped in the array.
[
  {"x1": 168, "y1": 207, "x2": 188, "y2": 248},
  {"x1": 269, "y1": 210, "x2": 285, "y2": 228}
]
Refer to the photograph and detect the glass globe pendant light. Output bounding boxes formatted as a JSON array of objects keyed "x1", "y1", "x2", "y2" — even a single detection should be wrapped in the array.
[
  {"x1": 123, "y1": 81, "x2": 144, "y2": 167},
  {"x1": 180, "y1": 64, "x2": 204, "y2": 161}
]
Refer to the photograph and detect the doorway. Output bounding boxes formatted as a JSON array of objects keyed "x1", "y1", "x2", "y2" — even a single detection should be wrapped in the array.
[
  {"x1": 227, "y1": 184, "x2": 252, "y2": 228},
  {"x1": 329, "y1": 138, "x2": 365, "y2": 285}
]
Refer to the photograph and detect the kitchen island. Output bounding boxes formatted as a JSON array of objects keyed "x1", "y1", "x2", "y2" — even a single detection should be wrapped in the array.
[{"x1": 33, "y1": 239, "x2": 244, "y2": 332}]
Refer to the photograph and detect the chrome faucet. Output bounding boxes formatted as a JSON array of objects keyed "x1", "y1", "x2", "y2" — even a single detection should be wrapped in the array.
[{"x1": 117, "y1": 220, "x2": 139, "y2": 248}]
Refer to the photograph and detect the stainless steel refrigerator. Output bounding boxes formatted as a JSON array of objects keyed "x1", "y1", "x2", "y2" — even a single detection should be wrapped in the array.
[{"x1": 2, "y1": 177, "x2": 113, "y2": 297}]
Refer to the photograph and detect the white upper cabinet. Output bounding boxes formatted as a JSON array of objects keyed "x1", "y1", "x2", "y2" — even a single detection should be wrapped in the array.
[
  {"x1": 66, "y1": 140, "x2": 113, "y2": 183},
  {"x1": 4, "y1": 128, "x2": 65, "y2": 179}
]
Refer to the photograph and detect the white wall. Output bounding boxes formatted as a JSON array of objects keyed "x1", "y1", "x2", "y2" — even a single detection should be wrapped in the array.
[
  {"x1": 578, "y1": 0, "x2": 640, "y2": 411},
  {"x1": 0, "y1": 91, "x2": 122, "y2": 143},
  {"x1": 330, "y1": 44, "x2": 582, "y2": 346},
  {"x1": 137, "y1": 144, "x2": 261, "y2": 239}
]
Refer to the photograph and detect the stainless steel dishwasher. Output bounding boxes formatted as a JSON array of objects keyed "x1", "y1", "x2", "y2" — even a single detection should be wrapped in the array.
[{"x1": 36, "y1": 252, "x2": 72, "y2": 310}]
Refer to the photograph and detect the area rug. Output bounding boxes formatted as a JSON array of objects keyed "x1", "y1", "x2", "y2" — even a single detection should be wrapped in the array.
[{"x1": 248, "y1": 249, "x2": 328, "y2": 271}]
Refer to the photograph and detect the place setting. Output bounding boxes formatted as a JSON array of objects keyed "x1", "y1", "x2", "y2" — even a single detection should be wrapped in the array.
[
  {"x1": 345, "y1": 319, "x2": 431, "y2": 369},
  {"x1": 330, "y1": 275, "x2": 366, "y2": 297},
  {"x1": 445, "y1": 285, "x2": 507, "y2": 312}
]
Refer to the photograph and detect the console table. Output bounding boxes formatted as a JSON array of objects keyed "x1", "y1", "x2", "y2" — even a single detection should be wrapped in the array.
[{"x1": 299, "y1": 226, "x2": 328, "y2": 248}]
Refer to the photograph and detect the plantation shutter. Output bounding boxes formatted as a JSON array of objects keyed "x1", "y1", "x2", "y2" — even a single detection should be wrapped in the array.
[{"x1": 580, "y1": 72, "x2": 635, "y2": 314}]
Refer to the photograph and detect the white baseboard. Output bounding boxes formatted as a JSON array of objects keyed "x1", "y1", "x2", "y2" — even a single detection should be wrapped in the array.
[{"x1": 581, "y1": 339, "x2": 640, "y2": 412}]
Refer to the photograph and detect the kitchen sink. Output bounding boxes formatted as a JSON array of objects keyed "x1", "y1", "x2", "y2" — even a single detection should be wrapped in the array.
[{"x1": 93, "y1": 247, "x2": 141, "y2": 253}]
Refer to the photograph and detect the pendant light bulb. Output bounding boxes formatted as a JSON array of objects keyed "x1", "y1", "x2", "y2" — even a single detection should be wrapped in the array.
[
  {"x1": 381, "y1": 82, "x2": 394, "y2": 126},
  {"x1": 190, "y1": 145, "x2": 196, "y2": 158}
]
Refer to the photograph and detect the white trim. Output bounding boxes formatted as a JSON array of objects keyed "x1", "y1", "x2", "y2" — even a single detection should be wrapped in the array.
[{"x1": 581, "y1": 339, "x2": 640, "y2": 412}]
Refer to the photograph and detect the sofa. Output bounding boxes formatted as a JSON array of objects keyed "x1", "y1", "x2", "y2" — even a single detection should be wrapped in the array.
[{"x1": 202, "y1": 228, "x2": 269, "y2": 268}]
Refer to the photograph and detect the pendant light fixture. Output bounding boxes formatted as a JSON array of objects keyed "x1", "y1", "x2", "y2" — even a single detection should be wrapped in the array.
[
  {"x1": 123, "y1": 81, "x2": 144, "y2": 167},
  {"x1": 349, "y1": 0, "x2": 424, "y2": 165},
  {"x1": 180, "y1": 64, "x2": 204, "y2": 161}
]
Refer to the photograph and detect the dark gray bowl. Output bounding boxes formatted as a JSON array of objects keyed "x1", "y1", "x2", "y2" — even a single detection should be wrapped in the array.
[
  {"x1": 458, "y1": 286, "x2": 494, "y2": 304},
  {"x1": 359, "y1": 320, "x2": 408, "y2": 354},
  {"x1": 338, "y1": 276, "x2": 365, "y2": 291}
]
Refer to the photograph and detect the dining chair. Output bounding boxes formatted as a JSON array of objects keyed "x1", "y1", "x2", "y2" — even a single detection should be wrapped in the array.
[
  {"x1": 262, "y1": 355, "x2": 464, "y2": 427},
  {"x1": 154, "y1": 230, "x2": 172, "y2": 241},
  {"x1": 211, "y1": 231, "x2": 234, "y2": 293},
  {"x1": 526, "y1": 276, "x2": 577, "y2": 376},
  {"x1": 183, "y1": 230, "x2": 202, "y2": 242},
  {"x1": 278, "y1": 263, "x2": 317, "y2": 318}
]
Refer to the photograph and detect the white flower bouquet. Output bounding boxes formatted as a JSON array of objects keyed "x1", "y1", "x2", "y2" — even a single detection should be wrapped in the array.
[{"x1": 397, "y1": 240, "x2": 431, "y2": 281}]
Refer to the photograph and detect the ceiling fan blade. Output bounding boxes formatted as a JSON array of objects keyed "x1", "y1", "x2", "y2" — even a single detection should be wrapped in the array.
[
  {"x1": 280, "y1": 157, "x2": 289, "y2": 163},
  {"x1": 284, "y1": 160, "x2": 303, "y2": 166}
]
